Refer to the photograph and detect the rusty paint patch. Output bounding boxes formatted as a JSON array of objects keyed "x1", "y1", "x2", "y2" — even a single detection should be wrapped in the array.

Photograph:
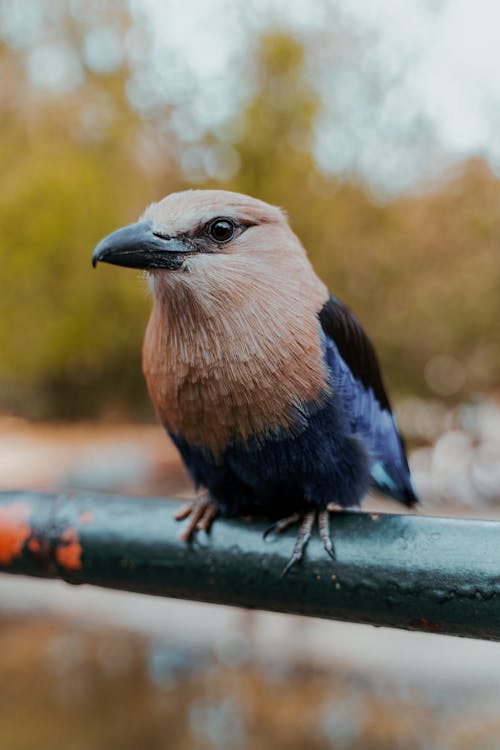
[
  {"x1": 409, "y1": 617, "x2": 445, "y2": 634},
  {"x1": 27, "y1": 538, "x2": 41, "y2": 555},
  {"x1": 55, "y1": 527, "x2": 82, "y2": 571},
  {"x1": 0, "y1": 502, "x2": 32, "y2": 565},
  {"x1": 78, "y1": 511, "x2": 95, "y2": 525}
]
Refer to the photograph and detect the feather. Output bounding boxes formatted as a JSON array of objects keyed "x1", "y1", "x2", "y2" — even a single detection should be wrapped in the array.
[{"x1": 319, "y1": 294, "x2": 417, "y2": 507}]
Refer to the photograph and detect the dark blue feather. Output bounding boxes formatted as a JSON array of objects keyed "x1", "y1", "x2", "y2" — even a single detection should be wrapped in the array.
[
  {"x1": 170, "y1": 393, "x2": 372, "y2": 519},
  {"x1": 319, "y1": 295, "x2": 417, "y2": 506}
]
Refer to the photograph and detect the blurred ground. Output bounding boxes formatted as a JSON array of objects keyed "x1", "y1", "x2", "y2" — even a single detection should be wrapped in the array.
[
  {"x1": 0, "y1": 416, "x2": 190, "y2": 497},
  {"x1": 1, "y1": 401, "x2": 500, "y2": 749},
  {"x1": 2, "y1": 609, "x2": 500, "y2": 750}
]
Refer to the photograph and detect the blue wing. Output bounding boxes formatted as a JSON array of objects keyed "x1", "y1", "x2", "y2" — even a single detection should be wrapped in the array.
[{"x1": 319, "y1": 295, "x2": 417, "y2": 507}]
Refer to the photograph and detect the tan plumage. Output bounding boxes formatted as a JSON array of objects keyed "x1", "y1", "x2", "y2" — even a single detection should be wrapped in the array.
[{"x1": 141, "y1": 190, "x2": 329, "y2": 454}]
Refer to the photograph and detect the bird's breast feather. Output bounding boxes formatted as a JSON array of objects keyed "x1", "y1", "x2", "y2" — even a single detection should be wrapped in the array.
[{"x1": 142, "y1": 301, "x2": 331, "y2": 455}]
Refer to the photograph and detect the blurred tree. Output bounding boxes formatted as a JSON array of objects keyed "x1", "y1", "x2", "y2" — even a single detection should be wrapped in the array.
[{"x1": 0, "y1": 2, "x2": 182, "y2": 418}]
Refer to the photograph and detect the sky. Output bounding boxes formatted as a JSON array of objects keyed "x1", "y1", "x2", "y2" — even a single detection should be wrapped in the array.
[
  {"x1": 347, "y1": 0, "x2": 500, "y2": 158},
  {"x1": 132, "y1": 0, "x2": 500, "y2": 194}
]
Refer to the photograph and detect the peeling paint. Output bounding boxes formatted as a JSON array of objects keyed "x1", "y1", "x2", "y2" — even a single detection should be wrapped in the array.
[
  {"x1": 55, "y1": 527, "x2": 83, "y2": 571},
  {"x1": 0, "y1": 501, "x2": 32, "y2": 564},
  {"x1": 27, "y1": 538, "x2": 41, "y2": 555}
]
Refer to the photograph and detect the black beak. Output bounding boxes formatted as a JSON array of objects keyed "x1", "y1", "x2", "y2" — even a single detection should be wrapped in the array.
[{"x1": 92, "y1": 221, "x2": 192, "y2": 270}]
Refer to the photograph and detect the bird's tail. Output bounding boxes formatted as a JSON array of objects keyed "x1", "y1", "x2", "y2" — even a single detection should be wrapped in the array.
[{"x1": 370, "y1": 461, "x2": 419, "y2": 508}]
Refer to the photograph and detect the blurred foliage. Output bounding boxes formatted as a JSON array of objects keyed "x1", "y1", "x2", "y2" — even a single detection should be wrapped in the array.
[
  {"x1": 0, "y1": 3, "x2": 498, "y2": 419},
  {"x1": 0, "y1": 2, "x2": 182, "y2": 418}
]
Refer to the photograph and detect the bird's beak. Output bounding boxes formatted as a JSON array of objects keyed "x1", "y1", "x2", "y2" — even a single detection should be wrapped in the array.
[{"x1": 92, "y1": 221, "x2": 192, "y2": 270}]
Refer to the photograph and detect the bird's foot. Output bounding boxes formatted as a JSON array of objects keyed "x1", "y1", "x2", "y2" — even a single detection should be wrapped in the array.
[
  {"x1": 265, "y1": 509, "x2": 338, "y2": 576},
  {"x1": 280, "y1": 511, "x2": 317, "y2": 576},
  {"x1": 175, "y1": 494, "x2": 218, "y2": 542}
]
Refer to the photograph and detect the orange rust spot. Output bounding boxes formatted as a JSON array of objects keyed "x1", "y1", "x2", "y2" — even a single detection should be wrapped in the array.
[
  {"x1": 78, "y1": 511, "x2": 95, "y2": 525},
  {"x1": 55, "y1": 527, "x2": 82, "y2": 571},
  {"x1": 0, "y1": 502, "x2": 32, "y2": 565},
  {"x1": 409, "y1": 617, "x2": 445, "y2": 634},
  {"x1": 27, "y1": 538, "x2": 41, "y2": 555}
]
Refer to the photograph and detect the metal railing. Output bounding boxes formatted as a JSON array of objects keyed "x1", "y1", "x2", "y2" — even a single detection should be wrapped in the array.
[{"x1": 1, "y1": 489, "x2": 499, "y2": 640}]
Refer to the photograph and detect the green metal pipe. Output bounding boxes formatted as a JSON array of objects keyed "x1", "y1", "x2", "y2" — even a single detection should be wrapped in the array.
[{"x1": 0, "y1": 490, "x2": 499, "y2": 640}]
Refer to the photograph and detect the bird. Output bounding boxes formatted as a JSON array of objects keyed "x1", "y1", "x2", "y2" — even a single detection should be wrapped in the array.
[{"x1": 92, "y1": 189, "x2": 418, "y2": 573}]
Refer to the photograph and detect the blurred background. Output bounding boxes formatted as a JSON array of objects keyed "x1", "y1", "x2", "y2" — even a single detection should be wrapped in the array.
[{"x1": 1, "y1": 0, "x2": 500, "y2": 747}]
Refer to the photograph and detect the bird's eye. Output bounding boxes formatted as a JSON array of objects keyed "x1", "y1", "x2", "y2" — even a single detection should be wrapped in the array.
[{"x1": 207, "y1": 219, "x2": 235, "y2": 243}]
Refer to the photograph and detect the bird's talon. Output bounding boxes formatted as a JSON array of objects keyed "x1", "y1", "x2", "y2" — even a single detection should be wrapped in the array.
[
  {"x1": 272, "y1": 508, "x2": 339, "y2": 572},
  {"x1": 280, "y1": 511, "x2": 315, "y2": 575},
  {"x1": 175, "y1": 503, "x2": 195, "y2": 521},
  {"x1": 263, "y1": 512, "x2": 301, "y2": 540},
  {"x1": 318, "y1": 509, "x2": 336, "y2": 560},
  {"x1": 262, "y1": 525, "x2": 275, "y2": 541},
  {"x1": 281, "y1": 556, "x2": 300, "y2": 577},
  {"x1": 177, "y1": 496, "x2": 217, "y2": 541},
  {"x1": 196, "y1": 504, "x2": 217, "y2": 532}
]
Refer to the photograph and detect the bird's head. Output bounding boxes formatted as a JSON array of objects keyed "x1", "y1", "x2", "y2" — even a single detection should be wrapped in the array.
[{"x1": 92, "y1": 190, "x2": 321, "y2": 304}]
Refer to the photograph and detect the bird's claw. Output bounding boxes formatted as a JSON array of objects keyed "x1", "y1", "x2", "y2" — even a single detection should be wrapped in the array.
[
  {"x1": 176, "y1": 495, "x2": 218, "y2": 542},
  {"x1": 265, "y1": 508, "x2": 338, "y2": 575},
  {"x1": 280, "y1": 511, "x2": 316, "y2": 576},
  {"x1": 263, "y1": 512, "x2": 301, "y2": 540},
  {"x1": 318, "y1": 509, "x2": 336, "y2": 560}
]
